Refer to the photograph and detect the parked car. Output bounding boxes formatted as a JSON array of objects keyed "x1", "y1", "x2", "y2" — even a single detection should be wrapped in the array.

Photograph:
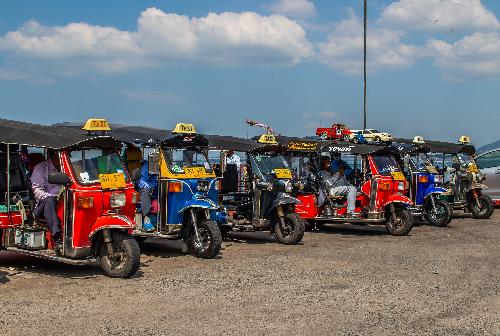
[
  {"x1": 476, "y1": 148, "x2": 500, "y2": 205},
  {"x1": 349, "y1": 129, "x2": 392, "y2": 143}
]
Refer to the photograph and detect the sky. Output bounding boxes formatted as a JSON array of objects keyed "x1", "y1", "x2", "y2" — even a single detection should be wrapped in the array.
[{"x1": 0, "y1": 0, "x2": 499, "y2": 145}]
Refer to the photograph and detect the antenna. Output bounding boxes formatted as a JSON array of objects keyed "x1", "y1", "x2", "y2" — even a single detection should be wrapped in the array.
[{"x1": 363, "y1": 0, "x2": 367, "y2": 130}]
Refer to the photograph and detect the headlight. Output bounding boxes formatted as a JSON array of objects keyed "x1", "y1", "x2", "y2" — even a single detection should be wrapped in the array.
[
  {"x1": 434, "y1": 175, "x2": 443, "y2": 184},
  {"x1": 197, "y1": 180, "x2": 209, "y2": 192},
  {"x1": 284, "y1": 181, "x2": 293, "y2": 193},
  {"x1": 110, "y1": 192, "x2": 126, "y2": 208},
  {"x1": 397, "y1": 182, "x2": 405, "y2": 191}
]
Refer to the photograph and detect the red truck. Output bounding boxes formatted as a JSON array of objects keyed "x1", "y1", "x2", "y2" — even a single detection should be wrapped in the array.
[{"x1": 316, "y1": 123, "x2": 352, "y2": 140}]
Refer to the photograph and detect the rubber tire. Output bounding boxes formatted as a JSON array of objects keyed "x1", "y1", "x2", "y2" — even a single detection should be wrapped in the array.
[
  {"x1": 385, "y1": 207, "x2": 413, "y2": 236},
  {"x1": 424, "y1": 199, "x2": 451, "y2": 227},
  {"x1": 274, "y1": 212, "x2": 305, "y2": 245},
  {"x1": 188, "y1": 220, "x2": 222, "y2": 259},
  {"x1": 352, "y1": 137, "x2": 359, "y2": 144},
  {"x1": 374, "y1": 136, "x2": 381, "y2": 143},
  {"x1": 97, "y1": 231, "x2": 141, "y2": 278},
  {"x1": 320, "y1": 132, "x2": 328, "y2": 140},
  {"x1": 470, "y1": 195, "x2": 494, "y2": 219}
]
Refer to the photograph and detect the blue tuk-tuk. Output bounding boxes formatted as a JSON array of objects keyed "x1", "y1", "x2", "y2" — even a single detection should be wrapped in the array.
[
  {"x1": 394, "y1": 137, "x2": 452, "y2": 226},
  {"x1": 124, "y1": 123, "x2": 222, "y2": 259}
]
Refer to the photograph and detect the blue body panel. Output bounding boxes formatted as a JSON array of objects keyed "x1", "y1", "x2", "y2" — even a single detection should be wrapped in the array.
[
  {"x1": 414, "y1": 173, "x2": 446, "y2": 206},
  {"x1": 165, "y1": 178, "x2": 219, "y2": 225}
]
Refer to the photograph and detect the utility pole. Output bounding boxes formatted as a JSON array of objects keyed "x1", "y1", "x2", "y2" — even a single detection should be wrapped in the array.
[{"x1": 363, "y1": 0, "x2": 367, "y2": 130}]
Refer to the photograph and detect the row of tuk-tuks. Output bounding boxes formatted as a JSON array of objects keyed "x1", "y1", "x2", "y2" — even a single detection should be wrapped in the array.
[{"x1": 0, "y1": 118, "x2": 494, "y2": 278}]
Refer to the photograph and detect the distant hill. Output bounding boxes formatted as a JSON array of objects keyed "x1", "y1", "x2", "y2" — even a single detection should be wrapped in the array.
[{"x1": 477, "y1": 139, "x2": 500, "y2": 153}]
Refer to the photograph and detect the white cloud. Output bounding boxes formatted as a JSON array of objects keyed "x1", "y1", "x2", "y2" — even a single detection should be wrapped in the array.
[
  {"x1": 317, "y1": 11, "x2": 423, "y2": 73},
  {"x1": 0, "y1": 7, "x2": 312, "y2": 75},
  {"x1": 269, "y1": 0, "x2": 317, "y2": 19},
  {"x1": 379, "y1": 0, "x2": 500, "y2": 32},
  {"x1": 426, "y1": 31, "x2": 500, "y2": 79}
]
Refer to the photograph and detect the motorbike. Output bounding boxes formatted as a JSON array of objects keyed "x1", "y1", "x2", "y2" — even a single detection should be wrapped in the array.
[
  {"x1": 286, "y1": 140, "x2": 414, "y2": 236},
  {"x1": 393, "y1": 138, "x2": 452, "y2": 226},
  {"x1": 0, "y1": 118, "x2": 140, "y2": 278},
  {"x1": 210, "y1": 134, "x2": 305, "y2": 245}
]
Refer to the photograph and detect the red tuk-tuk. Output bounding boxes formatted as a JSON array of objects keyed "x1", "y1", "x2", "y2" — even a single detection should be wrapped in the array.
[
  {"x1": 0, "y1": 118, "x2": 140, "y2": 278},
  {"x1": 286, "y1": 140, "x2": 414, "y2": 235}
]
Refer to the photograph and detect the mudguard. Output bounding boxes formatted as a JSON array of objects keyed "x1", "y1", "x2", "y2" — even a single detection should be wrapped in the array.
[
  {"x1": 88, "y1": 214, "x2": 135, "y2": 238},
  {"x1": 380, "y1": 194, "x2": 413, "y2": 208},
  {"x1": 270, "y1": 193, "x2": 301, "y2": 212},
  {"x1": 178, "y1": 198, "x2": 218, "y2": 214},
  {"x1": 423, "y1": 186, "x2": 447, "y2": 199},
  {"x1": 469, "y1": 183, "x2": 488, "y2": 191}
]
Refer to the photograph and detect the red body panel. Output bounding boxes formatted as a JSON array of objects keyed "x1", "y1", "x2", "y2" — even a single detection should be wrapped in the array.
[
  {"x1": 295, "y1": 194, "x2": 319, "y2": 219},
  {"x1": 0, "y1": 212, "x2": 22, "y2": 229},
  {"x1": 316, "y1": 124, "x2": 352, "y2": 140}
]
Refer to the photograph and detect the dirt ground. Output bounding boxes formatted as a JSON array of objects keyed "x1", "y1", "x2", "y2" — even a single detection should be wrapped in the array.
[{"x1": 1, "y1": 213, "x2": 499, "y2": 336}]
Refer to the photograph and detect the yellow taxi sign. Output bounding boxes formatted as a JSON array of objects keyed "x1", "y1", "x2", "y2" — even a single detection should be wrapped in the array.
[
  {"x1": 258, "y1": 134, "x2": 277, "y2": 145},
  {"x1": 173, "y1": 123, "x2": 196, "y2": 134},
  {"x1": 391, "y1": 171, "x2": 406, "y2": 181},
  {"x1": 458, "y1": 135, "x2": 471, "y2": 144},
  {"x1": 82, "y1": 119, "x2": 111, "y2": 132},
  {"x1": 412, "y1": 136, "x2": 425, "y2": 144},
  {"x1": 274, "y1": 168, "x2": 292, "y2": 179},
  {"x1": 99, "y1": 173, "x2": 126, "y2": 189}
]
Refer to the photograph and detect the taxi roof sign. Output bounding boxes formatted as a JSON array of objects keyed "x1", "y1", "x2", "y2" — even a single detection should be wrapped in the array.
[
  {"x1": 412, "y1": 136, "x2": 425, "y2": 144},
  {"x1": 82, "y1": 119, "x2": 111, "y2": 132},
  {"x1": 173, "y1": 123, "x2": 196, "y2": 134},
  {"x1": 258, "y1": 134, "x2": 277, "y2": 145},
  {"x1": 458, "y1": 135, "x2": 471, "y2": 144}
]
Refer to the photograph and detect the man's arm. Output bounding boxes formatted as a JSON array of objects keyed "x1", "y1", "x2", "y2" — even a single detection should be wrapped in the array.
[{"x1": 30, "y1": 163, "x2": 50, "y2": 201}]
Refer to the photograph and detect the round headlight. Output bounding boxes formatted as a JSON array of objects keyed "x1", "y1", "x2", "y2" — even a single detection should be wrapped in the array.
[
  {"x1": 284, "y1": 181, "x2": 293, "y2": 193},
  {"x1": 110, "y1": 192, "x2": 126, "y2": 208}
]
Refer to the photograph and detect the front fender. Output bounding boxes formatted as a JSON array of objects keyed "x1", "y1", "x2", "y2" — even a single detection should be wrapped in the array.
[
  {"x1": 380, "y1": 194, "x2": 413, "y2": 208},
  {"x1": 423, "y1": 186, "x2": 447, "y2": 198},
  {"x1": 88, "y1": 214, "x2": 135, "y2": 238},
  {"x1": 270, "y1": 194, "x2": 301, "y2": 212},
  {"x1": 178, "y1": 198, "x2": 218, "y2": 214}
]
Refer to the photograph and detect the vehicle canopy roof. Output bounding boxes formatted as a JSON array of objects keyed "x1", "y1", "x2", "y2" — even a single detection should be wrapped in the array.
[
  {"x1": 1, "y1": 118, "x2": 122, "y2": 149},
  {"x1": 391, "y1": 142, "x2": 430, "y2": 155},
  {"x1": 393, "y1": 138, "x2": 476, "y2": 155},
  {"x1": 279, "y1": 136, "x2": 396, "y2": 155}
]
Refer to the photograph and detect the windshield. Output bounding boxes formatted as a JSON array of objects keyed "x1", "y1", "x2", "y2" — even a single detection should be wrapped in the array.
[
  {"x1": 253, "y1": 153, "x2": 290, "y2": 175},
  {"x1": 163, "y1": 148, "x2": 212, "y2": 174},
  {"x1": 372, "y1": 154, "x2": 401, "y2": 175},
  {"x1": 410, "y1": 152, "x2": 438, "y2": 172},
  {"x1": 69, "y1": 148, "x2": 128, "y2": 184},
  {"x1": 370, "y1": 129, "x2": 380, "y2": 133}
]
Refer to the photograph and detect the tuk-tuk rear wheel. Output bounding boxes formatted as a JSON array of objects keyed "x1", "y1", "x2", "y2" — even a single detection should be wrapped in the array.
[
  {"x1": 97, "y1": 231, "x2": 140, "y2": 278},
  {"x1": 470, "y1": 195, "x2": 494, "y2": 219},
  {"x1": 274, "y1": 212, "x2": 305, "y2": 245},
  {"x1": 385, "y1": 206, "x2": 413, "y2": 236},
  {"x1": 188, "y1": 220, "x2": 222, "y2": 259}
]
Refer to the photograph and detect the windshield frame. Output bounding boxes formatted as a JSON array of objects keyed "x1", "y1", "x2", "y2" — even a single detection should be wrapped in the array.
[
  {"x1": 371, "y1": 153, "x2": 402, "y2": 176},
  {"x1": 161, "y1": 146, "x2": 213, "y2": 175},
  {"x1": 67, "y1": 147, "x2": 130, "y2": 186},
  {"x1": 250, "y1": 152, "x2": 290, "y2": 177}
]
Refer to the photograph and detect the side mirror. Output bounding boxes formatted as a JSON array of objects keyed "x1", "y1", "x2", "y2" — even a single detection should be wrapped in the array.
[
  {"x1": 148, "y1": 153, "x2": 159, "y2": 175},
  {"x1": 48, "y1": 172, "x2": 73, "y2": 187}
]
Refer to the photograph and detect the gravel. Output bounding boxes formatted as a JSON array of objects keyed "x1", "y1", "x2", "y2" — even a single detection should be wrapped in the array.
[{"x1": 1, "y1": 213, "x2": 499, "y2": 336}]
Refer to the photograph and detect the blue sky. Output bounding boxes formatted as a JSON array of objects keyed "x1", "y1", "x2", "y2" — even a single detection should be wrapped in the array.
[{"x1": 0, "y1": 0, "x2": 499, "y2": 145}]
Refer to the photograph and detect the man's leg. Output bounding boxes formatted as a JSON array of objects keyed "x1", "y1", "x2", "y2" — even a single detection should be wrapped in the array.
[
  {"x1": 139, "y1": 187, "x2": 152, "y2": 217},
  {"x1": 39, "y1": 197, "x2": 61, "y2": 237},
  {"x1": 330, "y1": 186, "x2": 357, "y2": 213}
]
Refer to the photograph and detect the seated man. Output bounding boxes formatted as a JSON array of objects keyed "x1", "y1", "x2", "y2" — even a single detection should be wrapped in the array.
[
  {"x1": 330, "y1": 152, "x2": 354, "y2": 179},
  {"x1": 138, "y1": 160, "x2": 158, "y2": 232},
  {"x1": 320, "y1": 156, "x2": 358, "y2": 217},
  {"x1": 30, "y1": 149, "x2": 63, "y2": 251}
]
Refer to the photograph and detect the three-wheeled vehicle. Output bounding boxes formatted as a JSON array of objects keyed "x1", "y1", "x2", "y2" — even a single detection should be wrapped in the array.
[
  {"x1": 392, "y1": 137, "x2": 451, "y2": 226},
  {"x1": 426, "y1": 136, "x2": 494, "y2": 219},
  {"x1": 123, "y1": 123, "x2": 222, "y2": 259},
  {"x1": 287, "y1": 140, "x2": 414, "y2": 236},
  {"x1": 0, "y1": 118, "x2": 140, "y2": 278},
  {"x1": 209, "y1": 133, "x2": 305, "y2": 245}
]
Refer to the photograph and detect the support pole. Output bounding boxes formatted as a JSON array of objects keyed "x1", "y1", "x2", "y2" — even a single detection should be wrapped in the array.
[{"x1": 363, "y1": 0, "x2": 367, "y2": 130}]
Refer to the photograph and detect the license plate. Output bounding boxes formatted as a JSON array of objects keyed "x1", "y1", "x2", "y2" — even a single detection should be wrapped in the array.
[
  {"x1": 99, "y1": 173, "x2": 126, "y2": 189},
  {"x1": 184, "y1": 167, "x2": 206, "y2": 178},
  {"x1": 274, "y1": 169, "x2": 292, "y2": 179},
  {"x1": 391, "y1": 171, "x2": 405, "y2": 181}
]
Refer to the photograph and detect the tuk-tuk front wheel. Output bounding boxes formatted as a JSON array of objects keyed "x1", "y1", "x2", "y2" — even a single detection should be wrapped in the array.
[
  {"x1": 425, "y1": 198, "x2": 451, "y2": 227},
  {"x1": 188, "y1": 220, "x2": 222, "y2": 259},
  {"x1": 385, "y1": 206, "x2": 413, "y2": 236},
  {"x1": 97, "y1": 231, "x2": 141, "y2": 278},
  {"x1": 470, "y1": 195, "x2": 494, "y2": 219},
  {"x1": 274, "y1": 212, "x2": 305, "y2": 245}
]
